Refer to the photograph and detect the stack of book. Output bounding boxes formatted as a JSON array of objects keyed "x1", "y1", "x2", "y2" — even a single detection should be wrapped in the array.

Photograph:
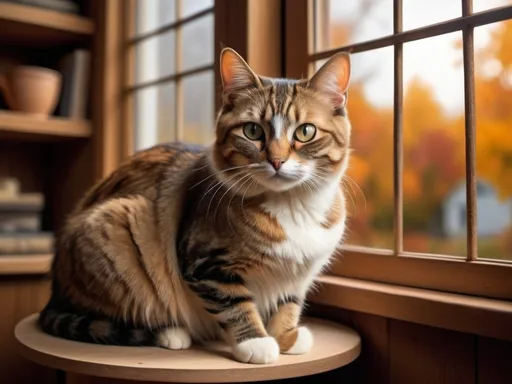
[{"x1": 0, "y1": 178, "x2": 54, "y2": 256}]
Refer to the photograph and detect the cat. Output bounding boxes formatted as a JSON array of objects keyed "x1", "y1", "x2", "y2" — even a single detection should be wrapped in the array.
[{"x1": 39, "y1": 47, "x2": 352, "y2": 365}]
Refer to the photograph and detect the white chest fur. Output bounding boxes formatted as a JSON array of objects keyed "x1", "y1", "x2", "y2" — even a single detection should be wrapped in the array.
[
  {"x1": 248, "y1": 182, "x2": 346, "y2": 316},
  {"x1": 261, "y1": 182, "x2": 346, "y2": 264}
]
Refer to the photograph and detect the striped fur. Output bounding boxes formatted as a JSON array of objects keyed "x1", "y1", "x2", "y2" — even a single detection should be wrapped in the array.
[{"x1": 40, "y1": 48, "x2": 352, "y2": 364}]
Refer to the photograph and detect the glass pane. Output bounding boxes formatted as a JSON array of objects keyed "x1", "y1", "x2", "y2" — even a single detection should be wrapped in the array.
[
  {"x1": 474, "y1": 0, "x2": 510, "y2": 13},
  {"x1": 183, "y1": 72, "x2": 215, "y2": 145},
  {"x1": 321, "y1": 47, "x2": 394, "y2": 249},
  {"x1": 475, "y1": 19, "x2": 512, "y2": 261},
  {"x1": 135, "y1": 30, "x2": 175, "y2": 85},
  {"x1": 182, "y1": 14, "x2": 214, "y2": 71},
  {"x1": 403, "y1": 0, "x2": 460, "y2": 30},
  {"x1": 134, "y1": 83, "x2": 176, "y2": 151},
  {"x1": 314, "y1": 0, "x2": 393, "y2": 52},
  {"x1": 403, "y1": 32, "x2": 466, "y2": 256},
  {"x1": 182, "y1": 0, "x2": 213, "y2": 18},
  {"x1": 135, "y1": 0, "x2": 176, "y2": 36}
]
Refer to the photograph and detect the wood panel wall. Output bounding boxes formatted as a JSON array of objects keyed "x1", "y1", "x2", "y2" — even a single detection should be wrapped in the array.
[
  {"x1": 0, "y1": 276, "x2": 54, "y2": 384},
  {"x1": 310, "y1": 304, "x2": 512, "y2": 384}
]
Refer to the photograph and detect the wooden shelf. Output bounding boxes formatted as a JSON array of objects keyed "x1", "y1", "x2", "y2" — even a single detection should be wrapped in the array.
[
  {"x1": 0, "y1": 2, "x2": 94, "y2": 46},
  {"x1": 15, "y1": 315, "x2": 361, "y2": 383},
  {"x1": 0, "y1": 254, "x2": 52, "y2": 275},
  {"x1": 0, "y1": 111, "x2": 92, "y2": 140}
]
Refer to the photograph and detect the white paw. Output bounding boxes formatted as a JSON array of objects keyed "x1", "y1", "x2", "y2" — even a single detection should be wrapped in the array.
[
  {"x1": 282, "y1": 326, "x2": 313, "y2": 355},
  {"x1": 157, "y1": 327, "x2": 192, "y2": 350},
  {"x1": 233, "y1": 336, "x2": 279, "y2": 364}
]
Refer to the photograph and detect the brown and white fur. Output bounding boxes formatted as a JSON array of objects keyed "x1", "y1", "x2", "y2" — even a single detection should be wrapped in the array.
[{"x1": 39, "y1": 48, "x2": 352, "y2": 364}]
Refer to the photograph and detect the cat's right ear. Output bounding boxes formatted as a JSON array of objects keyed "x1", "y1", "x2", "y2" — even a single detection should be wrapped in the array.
[{"x1": 220, "y1": 48, "x2": 262, "y2": 104}]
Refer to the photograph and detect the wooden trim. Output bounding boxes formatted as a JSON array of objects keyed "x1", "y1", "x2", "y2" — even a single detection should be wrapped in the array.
[
  {"x1": 126, "y1": 64, "x2": 214, "y2": 93},
  {"x1": 462, "y1": 0, "x2": 478, "y2": 261},
  {"x1": 92, "y1": 0, "x2": 124, "y2": 178},
  {"x1": 310, "y1": 276, "x2": 512, "y2": 342},
  {"x1": 329, "y1": 248, "x2": 512, "y2": 300},
  {"x1": 285, "y1": 0, "x2": 309, "y2": 79},
  {"x1": 214, "y1": 0, "x2": 249, "y2": 112},
  {"x1": 393, "y1": 0, "x2": 403, "y2": 253},
  {"x1": 175, "y1": 0, "x2": 184, "y2": 142},
  {"x1": 247, "y1": 0, "x2": 282, "y2": 77},
  {"x1": 309, "y1": 5, "x2": 512, "y2": 60},
  {"x1": 0, "y1": 254, "x2": 52, "y2": 275},
  {"x1": 128, "y1": 7, "x2": 214, "y2": 45},
  {"x1": 120, "y1": 0, "x2": 135, "y2": 159}
]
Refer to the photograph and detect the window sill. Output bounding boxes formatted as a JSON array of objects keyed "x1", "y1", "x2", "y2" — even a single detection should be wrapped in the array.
[{"x1": 310, "y1": 276, "x2": 512, "y2": 342}]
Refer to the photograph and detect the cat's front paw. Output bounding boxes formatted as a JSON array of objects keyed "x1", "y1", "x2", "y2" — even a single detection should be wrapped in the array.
[
  {"x1": 233, "y1": 336, "x2": 279, "y2": 364},
  {"x1": 280, "y1": 326, "x2": 313, "y2": 355},
  {"x1": 157, "y1": 327, "x2": 192, "y2": 350}
]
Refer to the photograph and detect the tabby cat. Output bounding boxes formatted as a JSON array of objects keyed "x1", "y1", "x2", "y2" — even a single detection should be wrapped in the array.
[{"x1": 39, "y1": 48, "x2": 352, "y2": 364}]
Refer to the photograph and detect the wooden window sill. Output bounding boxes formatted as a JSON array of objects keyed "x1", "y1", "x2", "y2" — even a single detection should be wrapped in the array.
[{"x1": 310, "y1": 275, "x2": 512, "y2": 342}]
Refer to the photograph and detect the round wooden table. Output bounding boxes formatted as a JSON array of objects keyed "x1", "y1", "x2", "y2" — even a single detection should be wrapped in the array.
[{"x1": 15, "y1": 314, "x2": 361, "y2": 383}]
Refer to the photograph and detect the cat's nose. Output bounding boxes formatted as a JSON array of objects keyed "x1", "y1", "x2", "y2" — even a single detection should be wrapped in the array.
[{"x1": 270, "y1": 159, "x2": 284, "y2": 171}]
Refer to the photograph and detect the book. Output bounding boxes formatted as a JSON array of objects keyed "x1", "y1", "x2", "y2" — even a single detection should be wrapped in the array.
[
  {"x1": 0, "y1": 212, "x2": 41, "y2": 232},
  {"x1": 56, "y1": 49, "x2": 91, "y2": 119},
  {"x1": 0, "y1": 232, "x2": 54, "y2": 255},
  {"x1": 0, "y1": 193, "x2": 44, "y2": 212}
]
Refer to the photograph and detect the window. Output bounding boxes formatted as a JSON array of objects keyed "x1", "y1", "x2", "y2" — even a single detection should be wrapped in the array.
[
  {"x1": 286, "y1": 0, "x2": 512, "y2": 300},
  {"x1": 128, "y1": 0, "x2": 215, "y2": 151}
]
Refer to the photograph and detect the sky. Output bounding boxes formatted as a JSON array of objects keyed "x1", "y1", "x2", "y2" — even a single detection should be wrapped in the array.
[{"x1": 328, "y1": 0, "x2": 510, "y2": 115}]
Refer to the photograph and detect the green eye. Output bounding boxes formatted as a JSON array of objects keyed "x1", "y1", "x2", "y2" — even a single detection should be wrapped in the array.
[
  {"x1": 294, "y1": 124, "x2": 316, "y2": 143},
  {"x1": 243, "y1": 122, "x2": 264, "y2": 140}
]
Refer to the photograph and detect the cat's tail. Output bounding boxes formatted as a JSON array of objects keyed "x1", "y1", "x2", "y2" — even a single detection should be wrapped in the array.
[{"x1": 38, "y1": 296, "x2": 158, "y2": 346}]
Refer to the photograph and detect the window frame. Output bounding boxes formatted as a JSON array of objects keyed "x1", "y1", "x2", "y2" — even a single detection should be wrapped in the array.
[
  {"x1": 121, "y1": 0, "x2": 216, "y2": 153},
  {"x1": 285, "y1": 0, "x2": 512, "y2": 301}
]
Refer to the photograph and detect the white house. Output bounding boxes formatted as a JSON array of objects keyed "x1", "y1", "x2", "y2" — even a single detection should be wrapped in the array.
[{"x1": 436, "y1": 179, "x2": 512, "y2": 238}]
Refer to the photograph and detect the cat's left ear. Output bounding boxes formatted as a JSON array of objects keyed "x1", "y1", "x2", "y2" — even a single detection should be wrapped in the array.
[
  {"x1": 308, "y1": 52, "x2": 351, "y2": 109},
  {"x1": 220, "y1": 47, "x2": 263, "y2": 104}
]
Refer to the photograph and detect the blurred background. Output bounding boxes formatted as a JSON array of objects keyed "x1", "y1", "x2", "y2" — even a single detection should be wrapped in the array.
[{"x1": 0, "y1": 0, "x2": 512, "y2": 382}]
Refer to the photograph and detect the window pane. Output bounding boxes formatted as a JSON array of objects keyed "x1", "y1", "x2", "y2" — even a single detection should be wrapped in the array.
[
  {"x1": 182, "y1": 14, "x2": 214, "y2": 71},
  {"x1": 314, "y1": 0, "x2": 393, "y2": 52},
  {"x1": 403, "y1": 32, "x2": 466, "y2": 256},
  {"x1": 135, "y1": 30, "x2": 175, "y2": 85},
  {"x1": 183, "y1": 0, "x2": 213, "y2": 18},
  {"x1": 322, "y1": 47, "x2": 394, "y2": 249},
  {"x1": 474, "y1": 0, "x2": 510, "y2": 13},
  {"x1": 403, "y1": 0, "x2": 460, "y2": 30},
  {"x1": 183, "y1": 72, "x2": 215, "y2": 145},
  {"x1": 134, "y1": 83, "x2": 176, "y2": 151},
  {"x1": 135, "y1": 0, "x2": 176, "y2": 36},
  {"x1": 475, "y1": 20, "x2": 512, "y2": 261}
]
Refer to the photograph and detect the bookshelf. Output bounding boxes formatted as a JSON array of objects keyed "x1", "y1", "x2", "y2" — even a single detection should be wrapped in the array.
[
  {"x1": 0, "y1": 1, "x2": 94, "y2": 46},
  {"x1": 0, "y1": 111, "x2": 92, "y2": 139},
  {"x1": 0, "y1": 1, "x2": 120, "y2": 380}
]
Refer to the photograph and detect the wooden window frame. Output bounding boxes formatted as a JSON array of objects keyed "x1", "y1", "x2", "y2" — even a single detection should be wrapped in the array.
[
  {"x1": 286, "y1": 0, "x2": 512, "y2": 301},
  {"x1": 120, "y1": 0, "x2": 216, "y2": 155}
]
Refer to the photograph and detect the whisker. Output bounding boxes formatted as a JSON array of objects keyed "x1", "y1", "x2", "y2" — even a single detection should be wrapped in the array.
[
  {"x1": 197, "y1": 170, "x2": 246, "y2": 208},
  {"x1": 188, "y1": 164, "x2": 253, "y2": 190},
  {"x1": 206, "y1": 170, "x2": 248, "y2": 220},
  {"x1": 241, "y1": 179, "x2": 257, "y2": 220},
  {"x1": 214, "y1": 172, "x2": 254, "y2": 221},
  {"x1": 344, "y1": 174, "x2": 367, "y2": 211},
  {"x1": 226, "y1": 174, "x2": 256, "y2": 235}
]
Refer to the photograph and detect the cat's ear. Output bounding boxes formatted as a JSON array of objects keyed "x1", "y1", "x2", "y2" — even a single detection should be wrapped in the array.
[
  {"x1": 308, "y1": 52, "x2": 351, "y2": 109},
  {"x1": 220, "y1": 48, "x2": 262, "y2": 103}
]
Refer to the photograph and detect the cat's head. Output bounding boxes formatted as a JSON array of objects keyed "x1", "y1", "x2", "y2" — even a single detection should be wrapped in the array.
[{"x1": 212, "y1": 47, "x2": 351, "y2": 194}]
